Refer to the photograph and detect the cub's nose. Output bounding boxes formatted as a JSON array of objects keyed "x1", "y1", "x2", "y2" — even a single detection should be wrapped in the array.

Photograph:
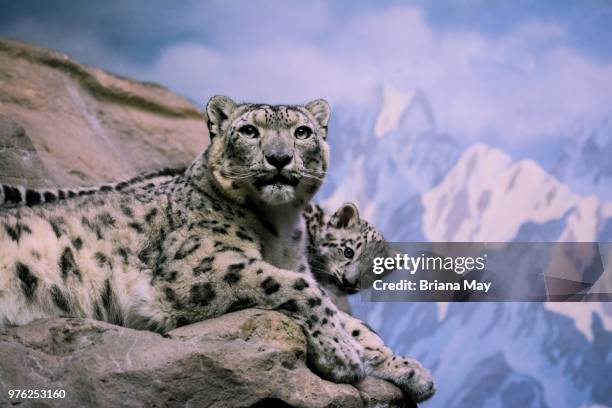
[{"x1": 265, "y1": 153, "x2": 293, "y2": 170}]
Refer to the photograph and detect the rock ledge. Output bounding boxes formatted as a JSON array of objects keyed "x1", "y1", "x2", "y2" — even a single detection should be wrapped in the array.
[{"x1": 0, "y1": 309, "x2": 406, "y2": 408}]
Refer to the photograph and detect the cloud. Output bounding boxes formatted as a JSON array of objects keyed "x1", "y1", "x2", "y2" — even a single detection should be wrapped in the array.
[
  {"x1": 133, "y1": 6, "x2": 612, "y2": 145},
  {"x1": 2, "y1": 3, "x2": 612, "y2": 146}
]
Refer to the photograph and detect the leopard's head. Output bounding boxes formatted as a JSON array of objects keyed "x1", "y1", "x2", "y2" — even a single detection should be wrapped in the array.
[
  {"x1": 311, "y1": 203, "x2": 391, "y2": 294},
  {"x1": 204, "y1": 95, "x2": 330, "y2": 208}
]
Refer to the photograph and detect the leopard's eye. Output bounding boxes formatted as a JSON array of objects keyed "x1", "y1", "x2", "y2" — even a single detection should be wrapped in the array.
[
  {"x1": 343, "y1": 247, "x2": 354, "y2": 259},
  {"x1": 294, "y1": 126, "x2": 313, "y2": 140},
  {"x1": 238, "y1": 125, "x2": 259, "y2": 138}
]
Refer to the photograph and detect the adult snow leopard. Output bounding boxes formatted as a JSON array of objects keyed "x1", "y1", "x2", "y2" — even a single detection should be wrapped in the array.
[{"x1": 0, "y1": 96, "x2": 434, "y2": 401}]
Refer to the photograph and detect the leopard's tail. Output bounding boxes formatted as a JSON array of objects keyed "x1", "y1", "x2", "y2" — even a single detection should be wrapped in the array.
[
  {"x1": 0, "y1": 167, "x2": 187, "y2": 210},
  {"x1": 0, "y1": 184, "x2": 98, "y2": 209}
]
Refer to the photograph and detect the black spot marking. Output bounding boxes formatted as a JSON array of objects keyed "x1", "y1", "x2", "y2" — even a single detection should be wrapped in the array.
[
  {"x1": 211, "y1": 227, "x2": 228, "y2": 235},
  {"x1": 16, "y1": 262, "x2": 38, "y2": 300},
  {"x1": 227, "y1": 297, "x2": 256, "y2": 312},
  {"x1": 189, "y1": 283, "x2": 216, "y2": 306},
  {"x1": 128, "y1": 222, "x2": 144, "y2": 234},
  {"x1": 115, "y1": 247, "x2": 130, "y2": 265},
  {"x1": 94, "y1": 252, "x2": 111, "y2": 268},
  {"x1": 50, "y1": 285, "x2": 71, "y2": 313},
  {"x1": 25, "y1": 189, "x2": 42, "y2": 205},
  {"x1": 121, "y1": 205, "x2": 134, "y2": 218},
  {"x1": 278, "y1": 299, "x2": 299, "y2": 313},
  {"x1": 307, "y1": 297, "x2": 322, "y2": 308},
  {"x1": 145, "y1": 207, "x2": 158, "y2": 223},
  {"x1": 292, "y1": 278, "x2": 309, "y2": 291},
  {"x1": 81, "y1": 216, "x2": 103, "y2": 239},
  {"x1": 4, "y1": 225, "x2": 18, "y2": 241},
  {"x1": 59, "y1": 247, "x2": 81, "y2": 281},
  {"x1": 43, "y1": 192, "x2": 57, "y2": 203},
  {"x1": 3, "y1": 185, "x2": 21, "y2": 203},
  {"x1": 213, "y1": 241, "x2": 245, "y2": 253},
  {"x1": 160, "y1": 270, "x2": 178, "y2": 282},
  {"x1": 193, "y1": 256, "x2": 214, "y2": 276},
  {"x1": 261, "y1": 277, "x2": 281, "y2": 294},
  {"x1": 351, "y1": 330, "x2": 360, "y2": 337},
  {"x1": 96, "y1": 212, "x2": 115, "y2": 227},
  {"x1": 101, "y1": 279, "x2": 123, "y2": 325},
  {"x1": 174, "y1": 236, "x2": 201, "y2": 260},
  {"x1": 16, "y1": 222, "x2": 31, "y2": 235},
  {"x1": 164, "y1": 286, "x2": 183, "y2": 309},
  {"x1": 235, "y1": 230, "x2": 253, "y2": 242},
  {"x1": 72, "y1": 237, "x2": 83, "y2": 250},
  {"x1": 223, "y1": 263, "x2": 244, "y2": 284},
  {"x1": 4, "y1": 222, "x2": 31, "y2": 242},
  {"x1": 324, "y1": 307, "x2": 334, "y2": 316},
  {"x1": 49, "y1": 218, "x2": 64, "y2": 238}
]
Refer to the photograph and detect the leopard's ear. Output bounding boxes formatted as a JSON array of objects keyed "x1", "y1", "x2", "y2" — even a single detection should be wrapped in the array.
[
  {"x1": 305, "y1": 99, "x2": 330, "y2": 129},
  {"x1": 330, "y1": 203, "x2": 360, "y2": 229},
  {"x1": 206, "y1": 95, "x2": 237, "y2": 138}
]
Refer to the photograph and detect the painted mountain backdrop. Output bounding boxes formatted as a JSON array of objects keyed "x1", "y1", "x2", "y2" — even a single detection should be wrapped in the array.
[{"x1": 318, "y1": 85, "x2": 612, "y2": 408}]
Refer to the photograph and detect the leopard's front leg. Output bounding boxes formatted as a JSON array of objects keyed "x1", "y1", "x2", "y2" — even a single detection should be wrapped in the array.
[
  {"x1": 164, "y1": 253, "x2": 366, "y2": 384},
  {"x1": 338, "y1": 311, "x2": 436, "y2": 402}
]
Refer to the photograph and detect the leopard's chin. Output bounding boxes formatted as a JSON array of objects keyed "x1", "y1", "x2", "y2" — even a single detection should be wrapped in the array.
[{"x1": 259, "y1": 183, "x2": 297, "y2": 206}]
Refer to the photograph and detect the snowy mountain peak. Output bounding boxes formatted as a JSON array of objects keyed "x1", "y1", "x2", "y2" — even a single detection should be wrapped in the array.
[
  {"x1": 421, "y1": 144, "x2": 610, "y2": 242},
  {"x1": 373, "y1": 83, "x2": 435, "y2": 138}
]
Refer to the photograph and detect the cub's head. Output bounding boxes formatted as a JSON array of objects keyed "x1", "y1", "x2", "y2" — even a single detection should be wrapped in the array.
[
  {"x1": 311, "y1": 203, "x2": 391, "y2": 294},
  {"x1": 204, "y1": 95, "x2": 330, "y2": 207}
]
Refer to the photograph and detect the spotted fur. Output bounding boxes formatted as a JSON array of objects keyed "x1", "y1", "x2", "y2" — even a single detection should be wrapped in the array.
[{"x1": 0, "y1": 95, "x2": 434, "y2": 401}]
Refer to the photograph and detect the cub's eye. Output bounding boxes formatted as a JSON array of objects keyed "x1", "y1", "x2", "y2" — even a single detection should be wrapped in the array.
[
  {"x1": 343, "y1": 247, "x2": 354, "y2": 259},
  {"x1": 238, "y1": 125, "x2": 259, "y2": 138},
  {"x1": 294, "y1": 126, "x2": 313, "y2": 140}
]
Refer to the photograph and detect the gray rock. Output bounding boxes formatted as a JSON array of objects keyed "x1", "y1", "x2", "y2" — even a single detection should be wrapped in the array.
[
  {"x1": 0, "y1": 38, "x2": 207, "y2": 188},
  {"x1": 0, "y1": 310, "x2": 406, "y2": 408}
]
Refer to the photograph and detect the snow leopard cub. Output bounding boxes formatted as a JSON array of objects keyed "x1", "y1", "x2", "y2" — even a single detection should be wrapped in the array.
[
  {"x1": 304, "y1": 202, "x2": 391, "y2": 295},
  {"x1": 303, "y1": 202, "x2": 435, "y2": 401}
]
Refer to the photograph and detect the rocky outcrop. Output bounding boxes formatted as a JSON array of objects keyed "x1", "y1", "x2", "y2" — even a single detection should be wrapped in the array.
[
  {"x1": 0, "y1": 38, "x2": 207, "y2": 188},
  {"x1": 0, "y1": 310, "x2": 407, "y2": 408}
]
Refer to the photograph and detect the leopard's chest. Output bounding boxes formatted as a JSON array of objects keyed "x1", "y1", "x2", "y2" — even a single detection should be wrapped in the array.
[{"x1": 259, "y1": 218, "x2": 309, "y2": 273}]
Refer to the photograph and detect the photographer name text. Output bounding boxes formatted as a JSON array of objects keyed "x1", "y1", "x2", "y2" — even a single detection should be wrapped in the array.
[{"x1": 372, "y1": 279, "x2": 492, "y2": 293}]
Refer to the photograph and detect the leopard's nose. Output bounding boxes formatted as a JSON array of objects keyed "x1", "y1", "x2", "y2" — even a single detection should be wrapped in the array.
[{"x1": 265, "y1": 153, "x2": 293, "y2": 170}]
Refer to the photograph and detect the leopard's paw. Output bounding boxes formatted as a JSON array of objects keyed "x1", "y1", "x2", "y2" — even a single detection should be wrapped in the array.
[
  {"x1": 371, "y1": 356, "x2": 435, "y2": 402},
  {"x1": 306, "y1": 324, "x2": 366, "y2": 384}
]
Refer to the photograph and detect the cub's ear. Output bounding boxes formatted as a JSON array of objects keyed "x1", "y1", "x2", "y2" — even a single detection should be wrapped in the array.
[
  {"x1": 206, "y1": 95, "x2": 237, "y2": 137},
  {"x1": 305, "y1": 99, "x2": 331, "y2": 129},
  {"x1": 330, "y1": 202, "x2": 360, "y2": 229}
]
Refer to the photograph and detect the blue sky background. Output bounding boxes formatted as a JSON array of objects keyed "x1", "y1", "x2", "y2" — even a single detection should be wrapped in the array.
[{"x1": 1, "y1": 0, "x2": 612, "y2": 148}]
